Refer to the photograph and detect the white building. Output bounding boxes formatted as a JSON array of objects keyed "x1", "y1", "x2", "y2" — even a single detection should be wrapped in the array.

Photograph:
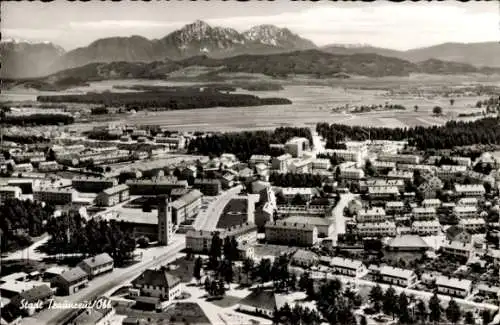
[
  {"x1": 387, "y1": 170, "x2": 413, "y2": 181},
  {"x1": 368, "y1": 186, "x2": 400, "y2": 199},
  {"x1": 412, "y1": 220, "x2": 440, "y2": 235},
  {"x1": 0, "y1": 186, "x2": 22, "y2": 202},
  {"x1": 421, "y1": 199, "x2": 441, "y2": 209},
  {"x1": 281, "y1": 187, "x2": 313, "y2": 202},
  {"x1": 340, "y1": 167, "x2": 365, "y2": 180},
  {"x1": 324, "y1": 149, "x2": 362, "y2": 166},
  {"x1": 436, "y1": 276, "x2": 472, "y2": 297},
  {"x1": 265, "y1": 221, "x2": 318, "y2": 246},
  {"x1": 249, "y1": 155, "x2": 271, "y2": 167},
  {"x1": 378, "y1": 154, "x2": 421, "y2": 165},
  {"x1": 385, "y1": 201, "x2": 405, "y2": 214},
  {"x1": 379, "y1": 266, "x2": 417, "y2": 287},
  {"x1": 437, "y1": 165, "x2": 467, "y2": 180},
  {"x1": 312, "y1": 158, "x2": 331, "y2": 170},
  {"x1": 459, "y1": 218, "x2": 486, "y2": 231},
  {"x1": 77, "y1": 253, "x2": 114, "y2": 278},
  {"x1": 357, "y1": 207, "x2": 386, "y2": 223},
  {"x1": 356, "y1": 221, "x2": 397, "y2": 237},
  {"x1": 453, "y1": 206, "x2": 478, "y2": 218},
  {"x1": 412, "y1": 207, "x2": 437, "y2": 220},
  {"x1": 330, "y1": 257, "x2": 367, "y2": 278},
  {"x1": 441, "y1": 241, "x2": 473, "y2": 259},
  {"x1": 454, "y1": 184, "x2": 486, "y2": 198},
  {"x1": 457, "y1": 198, "x2": 478, "y2": 207},
  {"x1": 272, "y1": 154, "x2": 292, "y2": 172},
  {"x1": 372, "y1": 161, "x2": 397, "y2": 171}
]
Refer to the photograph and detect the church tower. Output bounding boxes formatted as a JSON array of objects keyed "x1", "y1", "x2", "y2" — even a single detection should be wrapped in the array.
[{"x1": 158, "y1": 195, "x2": 172, "y2": 245}]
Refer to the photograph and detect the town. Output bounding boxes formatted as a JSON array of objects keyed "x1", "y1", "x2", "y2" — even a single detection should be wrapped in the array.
[{"x1": 1, "y1": 120, "x2": 499, "y2": 325}]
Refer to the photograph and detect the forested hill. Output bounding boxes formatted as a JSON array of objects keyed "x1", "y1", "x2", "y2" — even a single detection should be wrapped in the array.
[
  {"x1": 32, "y1": 50, "x2": 500, "y2": 86},
  {"x1": 316, "y1": 117, "x2": 500, "y2": 150}
]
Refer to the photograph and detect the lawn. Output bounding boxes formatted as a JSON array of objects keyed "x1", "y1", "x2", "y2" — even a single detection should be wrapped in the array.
[{"x1": 216, "y1": 198, "x2": 248, "y2": 229}]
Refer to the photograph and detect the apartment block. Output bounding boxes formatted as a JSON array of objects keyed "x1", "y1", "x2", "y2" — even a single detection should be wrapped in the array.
[{"x1": 265, "y1": 221, "x2": 318, "y2": 246}]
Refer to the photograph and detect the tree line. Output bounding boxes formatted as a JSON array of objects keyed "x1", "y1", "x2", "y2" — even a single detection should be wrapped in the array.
[
  {"x1": 37, "y1": 90, "x2": 291, "y2": 111},
  {"x1": 42, "y1": 211, "x2": 136, "y2": 266},
  {"x1": 316, "y1": 117, "x2": 500, "y2": 150},
  {"x1": 0, "y1": 199, "x2": 55, "y2": 252},
  {"x1": 2, "y1": 113, "x2": 74, "y2": 126},
  {"x1": 187, "y1": 127, "x2": 313, "y2": 161}
]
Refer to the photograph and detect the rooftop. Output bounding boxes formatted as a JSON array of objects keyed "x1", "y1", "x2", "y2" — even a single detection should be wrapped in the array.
[
  {"x1": 132, "y1": 269, "x2": 180, "y2": 289},
  {"x1": 387, "y1": 235, "x2": 429, "y2": 249}
]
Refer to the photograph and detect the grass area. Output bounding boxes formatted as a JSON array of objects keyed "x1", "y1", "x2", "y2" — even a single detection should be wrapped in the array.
[
  {"x1": 216, "y1": 198, "x2": 248, "y2": 229},
  {"x1": 116, "y1": 302, "x2": 210, "y2": 324},
  {"x1": 168, "y1": 257, "x2": 195, "y2": 283},
  {"x1": 206, "y1": 295, "x2": 242, "y2": 308}
]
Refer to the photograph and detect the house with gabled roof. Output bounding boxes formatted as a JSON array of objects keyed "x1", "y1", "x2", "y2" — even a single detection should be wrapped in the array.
[
  {"x1": 237, "y1": 290, "x2": 289, "y2": 318},
  {"x1": 51, "y1": 267, "x2": 88, "y2": 295},
  {"x1": 10, "y1": 284, "x2": 53, "y2": 316},
  {"x1": 131, "y1": 268, "x2": 181, "y2": 302},
  {"x1": 77, "y1": 253, "x2": 114, "y2": 278}
]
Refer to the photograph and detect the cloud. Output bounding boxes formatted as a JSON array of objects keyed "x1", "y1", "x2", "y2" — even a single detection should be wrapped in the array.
[{"x1": 68, "y1": 20, "x2": 182, "y2": 30}]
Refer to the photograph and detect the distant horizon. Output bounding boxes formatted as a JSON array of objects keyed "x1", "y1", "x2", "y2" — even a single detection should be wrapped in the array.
[{"x1": 2, "y1": 1, "x2": 498, "y2": 51}]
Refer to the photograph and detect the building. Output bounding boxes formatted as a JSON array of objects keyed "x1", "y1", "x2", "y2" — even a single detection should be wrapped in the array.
[
  {"x1": 249, "y1": 155, "x2": 271, "y2": 167},
  {"x1": 281, "y1": 187, "x2": 313, "y2": 203},
  {"x1": 378, "y1": 154, "x2": 421, "y2": 164},
  {"x1": 372, "y1": 161, "x2": 397, "y2": 172},
  {"x1": 131, "y1": 268, "x2": 181, "y2": 301},
  {"x1": 288, "y1": 159, "x2": 312, "y2": 174},
  {"x1": 356, "y1": 207, "x2": 386, "y2": 223},
  {"x1": 0, "y1": 186, "x2": 22, "y2": 202},
  {"x1": 51, "y1": 267, "x2": 88, "y2": 295},
  {"x1": 72, "y1": 177, "x2": 118, "y2": 193},
  {"x1": 379, "y1": 266, "x2": 417, "y2": 287},
  {"x1": 360, "y1": 179, "x2": 405, "y2": 192},
  {"x1": 356, "y1": 221, "x2": 397, "y2": 237},
  {"x1": 324, "y1": 149, "x2": 362, "y2": 166},
  {"x1": 291, "y1": 249, "x2": 319, "y2": 267},
  {"x1": 368, "y1": 186, "x2": 400, "y2": 199},
  {"x1": 33, "y1": 188, "x2": 75, "y2": 205},
  {"x1": 436, "y1": 276, "x2": 472, "y2": 298},
  {"x1": 412, "y1": 207, "x2": 437, "y2": 220},
  {"x1": 272, "y1": 154, "x2": 292, "y2": 172},
  {"x1": 330, "y1": 257, "x2": 367, "y2": 278},
  {"x1": 387, "y1": 235, "x2": 429, "y2": 251},
  {"x1": 9, "y1": 284, "x2": 53, "y2": 316},
  {"x1": 459, "y1": 218, "x2": 486, "y2": 232},
  {"x1": 453, "y1": 206, "x2": 478, "y2": 218},
  {"x1": 186, "y1": 223, "x2": 258, "y2": 254},
  {"x1": 38, "y1": 161, "x2": 60, "y2": 172},
  {"x1": 69, "y1": 297, "x2": 115, "y2": 325},
  {"x1": 158, "y1": 197, "x2": 173, "y2": 245},
  {"x1": 77, "y1": 253, "x2": 114, "y2": 279},
  {"x1": 155, "y1": 136, "x2": 186, "y2": 150},
  {"x1": 126, "y1": 177, "x2": 188, "y2": 196},
  {"x1": 441, "y1": 241, "x2": 473, "y2": 259},
  {"x1": 445, "y1": 226, "x2": 472, "y2": 243},
  {"x1": 281, "y1": 216, "x2": 334, "y2": 238},
  {"x1": 285, "y1": 137, "x2": 310, "y2": 158},
  {"x1": 339, "y1": 167, "x2": 365, "y2": 180},
  {"x1": 454, "y1": 184, "x2": 486, "y2": 198},
  {"x1": 457, "y1": 198, "x2": 478, "y2": 207},
  {"x1": 421, "y1": 199, "x2": 441, "y2": 209},
  {"x1": 385, "y1": 201, "x2": 405, "y2": 214},
  {"x1": 95, "y1": 184, "x2": 129, "y2": 207},
  {"x1": 221, "y1": 173, "x2": 236, "y2": 189},
  {"x1": 452, "y1": 157, "x2": 472, "y2": 167},
  {"x1": 411, "y1": 220, "x2": 440, "y2": 235},
  {"x1": 312, "y1": 158, "x2": 331, "y2": 170},
  {"x1": 437, "y1": 165, "x2": 467, "y2": 180},
  {"x1": 193, "y1": 179, "x2": 221, "y2": 196},
  {"x1": 170, "y1": 190, "x2": 203, "y2": 225},
  {"x1": 265, "y1": 220, "x2": 318, "y2": 246},
  {"x1": 387, "y1": 170, "x2": 413, "y2": 181},
  {"x1": 237, "y1": 291, "x2": 289, "y2": 318}
]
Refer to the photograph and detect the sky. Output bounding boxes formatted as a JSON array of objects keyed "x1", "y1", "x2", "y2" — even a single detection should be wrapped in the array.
[{"x1": 2, "y1": 1, "x2": 499, "y2": 51}]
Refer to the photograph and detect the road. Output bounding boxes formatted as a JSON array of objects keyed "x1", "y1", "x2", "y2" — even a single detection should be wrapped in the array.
[
  {"x1": 21, "y1": 234, "x2": 186, "y2": 325},
  {"x1": 193, "y1": 185, "x2": 243, "y2": 231},
  {"x1": 290, "y1": 267, "x2": 499, "y2": 313},
  {"x1": 329, "y1": 193, "x2": 358, "y2": 238},
  {"x1": 2, "y1": 235, "x2": 50, "y2": 261}
]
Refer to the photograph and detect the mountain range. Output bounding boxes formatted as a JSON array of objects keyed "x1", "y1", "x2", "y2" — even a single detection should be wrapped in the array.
[{"x1": 1, "y1": 20, "x2": 499, "y2": 79}]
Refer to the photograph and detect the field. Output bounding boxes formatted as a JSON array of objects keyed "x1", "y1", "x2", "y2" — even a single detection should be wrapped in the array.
[{"x1": 2, "y1": 75, "x2": 498, "y2": 132}]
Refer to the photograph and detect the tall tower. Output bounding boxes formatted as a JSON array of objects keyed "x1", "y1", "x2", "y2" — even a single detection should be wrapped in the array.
[{"x1": 158, "y1": 196, "x2": 172, "y2": 245}]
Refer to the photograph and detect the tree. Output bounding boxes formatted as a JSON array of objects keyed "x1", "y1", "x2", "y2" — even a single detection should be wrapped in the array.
[
  {"x1": 445, "y1": 299, "x2": 461, "y2": 324},
  {"x1": 464, "y1": 311, "x2": 474, "y2": 325},
  {"x1": 369, "y1": 284, "x2": 384, "y2": 306},
  {"x1": 428, "y1": 293, "x2": 441, "y2": 323},
  {"x1": 433, "y1": 106, "x2": 443, "y2": 116},
  {"x1": 481, "y1": 310, "x2": 491, "y2": 325},
  {"x1": 397, "y1": 292, "x2": 411, "y2": 324},
  {"x1": 414, "y1": 105, "x2": 418, "y2": 112},
  {"x1": 242, "y1": 258, "x2": 254, "y2": 282},
  {"x1": 416, "y1": 300, "x2": 427, "y2": 323},
  {"x1": 364, "y1": 159, "x2": 376, "y2": 177},
  {"x1": 193, "y1": 256, "x2": 202, "y2": 284},
  {"x1": 383, "y1": 286, "x2": 397, "y2": 318},
  {"x1": 209, "y1": 232, "x2": 222, "y2": 269},
  {"x1": 257, "y1": 258, "x2": 272, "y2": 283},
  {"x1": 359, "y1": 315, "x2": 367, "y2": 325},
  {"x1": 450, "y1": 98, "x2": 455, "y2": 106}
]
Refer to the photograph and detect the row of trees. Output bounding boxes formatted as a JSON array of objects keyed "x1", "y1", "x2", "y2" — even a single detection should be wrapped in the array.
[
  {"x1": 0, "y1": 199, "x2": 55, "y2": 252},
  {"x1": 43, "y1": 211, "x2": 136, "y2": 266},
  {"x1": 37, "y1": 90, "x2": 291, "y2": 110},
  {"x1": 316, "y1": 117, "x2": 500, "y2": 150},
  {"x1": 188, "y1": 127, "x2": 312, "y2": 161},
  {"x1": 3, "y1": 113, "x2": 74, "y2": 126}
]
